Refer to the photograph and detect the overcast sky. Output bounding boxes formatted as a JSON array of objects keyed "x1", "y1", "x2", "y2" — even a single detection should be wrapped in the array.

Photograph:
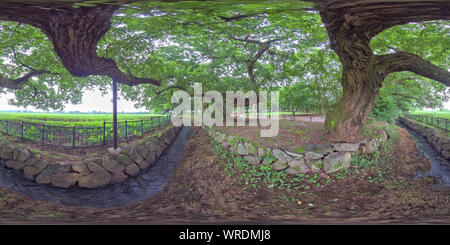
[
  {"x1": 0, "y1": 89, "x2": 147, "y2": 112},
  {"x1": 0, "y1": 89, "x2": 449, "y2": 112}
]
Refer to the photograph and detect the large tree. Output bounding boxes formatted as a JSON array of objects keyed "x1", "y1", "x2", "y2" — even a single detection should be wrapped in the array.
[{"x1": 310, "y1": 0, "x2": 450, "y2": 141}]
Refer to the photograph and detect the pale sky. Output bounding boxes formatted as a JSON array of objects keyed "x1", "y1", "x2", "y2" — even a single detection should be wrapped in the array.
[
  {"x1": 0, "y1": 89, "x2": 449, "y2": 112},
  {"x1": 0, "y1": 89, "x2": 147, "y2": 112}
]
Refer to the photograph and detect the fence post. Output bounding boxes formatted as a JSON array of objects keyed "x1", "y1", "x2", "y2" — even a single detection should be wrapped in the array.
[
  {"x1": 42, "y1": 124, "x2": 45, "y2": 146},
  {"x1": 72, "y1": 126, "x2": 76, "y2": 147},
  {"x1": 140, "y1": 120, "x2": 143, "y2": 134},
  {"x1": 125, "y1": 120, "x2": 128, "y2": 140},
  {"x1": 103, "y1": 121, "x2": 106, "y2": 146},
  {"x1": 21, "y1": 121, "x2": 24, "y2": 139},
  {"x1": 437, "y1": 117, "x2": 440, "y2": 128},
  {"x1": 5, "y1": 120, "x2": 8, "y2": 135},
  {"x1": 150, "y1": 117, "x2": 153, "y2": 128}
]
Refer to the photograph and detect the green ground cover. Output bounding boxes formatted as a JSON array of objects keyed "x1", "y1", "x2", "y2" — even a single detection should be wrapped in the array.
[
  {"x1": 410, "y1": 110, "x2": 450, "y2": 119},
  {"x1": 0, "y1": 112, "x2": 165, "y2": 127}
]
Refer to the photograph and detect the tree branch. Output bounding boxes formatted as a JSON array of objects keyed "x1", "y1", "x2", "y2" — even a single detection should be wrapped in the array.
[
  {"x1": 375, "y1": 51, "x2": 450, "y2": 86},
  {"x1": 0, "y1": 70, "x2": 50, "y2": 90}
]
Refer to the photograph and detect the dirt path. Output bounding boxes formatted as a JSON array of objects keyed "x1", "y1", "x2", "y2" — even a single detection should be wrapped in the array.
[{"x1": 0, "y1": 126, "x2": 449, "y2": 224}]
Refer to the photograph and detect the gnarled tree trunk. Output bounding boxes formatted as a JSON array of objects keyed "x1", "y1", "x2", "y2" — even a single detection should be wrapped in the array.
[{"x1": 316, "y1": 0, "x2": 450, "y2": 142}]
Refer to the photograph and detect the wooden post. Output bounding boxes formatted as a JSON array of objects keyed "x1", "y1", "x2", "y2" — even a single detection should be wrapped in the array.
[
  {"x1": 140, "y1": 120, "x2": 143, "y2": 134},
  {"x1": 21, "y1": 121, "x2": 24, "y2": 139},
  {"x1": 113, "y1": 79, "x2": 118, "y2": 149}
]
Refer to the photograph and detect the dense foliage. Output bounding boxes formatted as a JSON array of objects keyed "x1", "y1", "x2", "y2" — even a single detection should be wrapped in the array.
[{"x1": 0, "y1": 1, "x2": 448, "y2": 122}]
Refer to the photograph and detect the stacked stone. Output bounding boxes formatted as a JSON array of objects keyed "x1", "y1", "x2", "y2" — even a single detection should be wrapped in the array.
[
  {"x1": 399, "y1": 117, "x2": 450, "y2": 160},
  {"x1": 0, "y1": 126, "x2": 181, "y2": 189},
  {"x1": 203, "y1": 125, "x2": 389, "y2": 175}
]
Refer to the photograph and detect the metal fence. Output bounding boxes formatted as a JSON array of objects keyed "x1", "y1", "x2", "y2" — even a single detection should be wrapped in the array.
[
  {"x1": 405, "y1": 114, "x2": 449, "y2": 132},
  {"x1": 0, "y1": 114, "x2": 171, "y2": 147}
]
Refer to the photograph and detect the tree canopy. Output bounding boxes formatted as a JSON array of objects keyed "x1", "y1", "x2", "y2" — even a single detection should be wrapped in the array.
[{"x1": 0, "y1": 0, "x2": 449, "y2": 141}]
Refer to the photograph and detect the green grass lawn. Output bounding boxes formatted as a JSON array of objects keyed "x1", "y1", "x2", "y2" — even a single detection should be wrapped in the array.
[
  {"x1": 0, "y1": 112, "x2": 166, "y2": 127},
  {"x1": 410, "y1": 110, "x2": 450, "y2": 119}
]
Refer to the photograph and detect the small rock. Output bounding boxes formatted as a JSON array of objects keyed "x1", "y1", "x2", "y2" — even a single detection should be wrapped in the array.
[
  {"x1": 272, "y1": 148, "x2": 291, "y2": 163},
  {"x1": 164, "y1": 130, "x2": 172, "y2": 144},
  {"x1": 323, "y1": 152, "x2": 352, "y2": 174},
  {"x1": 35, "y1": 171, "x2": 51, "y2": 184},
  {"x1": 87, "y1": 162, "x2": 105, "y2": 173},
  {"x1": 110, "y1": 171, "x2": 128, "y2": 183},
  {"x1": 0, "y1": 144, "x2": 15, "y2": 160},
  {"x1": 306, "y1": 160, "x2": 323, "y2": 172},
  {"x1": 107, "y1": 147, "x2": 122, "y2": 156},
  {"x1": 129, "y1": 149, "x2": 144, "y2": 164},
  {"x1": 78, "y1": 170, "x2": 111, "y2": 189},
  {"x1": 47, "y1": 163, "x2": 71, "y2": 174},
  {"x1": 284, "y1": 150, "x2": 303, "y2": 158},
  {"x1": 50, "y1": 173, "x2": 81, "y2": 188},
  {"x1": 244, "y1": 142, "x2": 257, "y2": 155},
  {"x1": 305, "y1": 151, "x2": 323, "y2": 160},
  {"x1": 23, "y1": 166, "x2": 42, "y2": 180},
  {"x1": 272, "y1": 160, "x2": 289, "y2": 171},
  {"x1": 24, "y1": 157, "x2": 39, "y2": 166},
  {"x1": 116, "y1": 154, "x2": 135, "y2": 166},
  {"x1": 32, "y1": 160, "x2": 48, "y2": 171},
  {"x1": 102, "y1": 156, "x2": 125, "y2": 173},
  {"x1": 257, "y1": 147, "x2": 266, "y2": 158},
  {"x1": 125, "y1": 163, "x2": 140, "y2": 176},
  {"x1": 237, "y1": 143, "x2": 249, "y2": 155},
  {"x1": 71, "y1": 162, "x2": 89, "y2": 176},
  {"x1": 244, "y1": 155, "x2": 260, "y2": 165},
  {"x1": 137, "y1": 160, "x2": 150, "y2": 170},
  {"x1": 358, "y1": 146, "x2": 366, "y2": 154},
  {"x1": 288, "y1": 158, "x2": 306, "y2": 168},
  {"x1": 441, "y1": 150, "x2": 450, "y2": 160},
  {"x1": 305, "y1": 143, "x2": 333, "y2": 155},
  {"x1": 6, "y1": 160, "x2": 25, "y2": 170},
  {"x1": 13, "y1": 148, "x2": 30, "y2": 162},
  {"x1": 332, "y1": 143, "x2": 359, "y2": 152}
]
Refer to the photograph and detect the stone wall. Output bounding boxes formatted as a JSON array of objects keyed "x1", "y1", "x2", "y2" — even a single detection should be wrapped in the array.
[
  {"x1": 0, "y1": 125, "x2": 181, "y2": 189},
  {"x1": 203, "y1": 124, "x2": 390, "y2": 175},
  {"x1": 399, "y1": 116, "x2": 450, "y2": 160}
]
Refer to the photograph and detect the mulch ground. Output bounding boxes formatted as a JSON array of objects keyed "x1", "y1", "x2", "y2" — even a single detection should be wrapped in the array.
[
  {"x1": 0, "y1": 126, "x2": 449, "y2": 224},
  {"x1": 217, "y1": 119, "x2": 332, "y2": 149}
]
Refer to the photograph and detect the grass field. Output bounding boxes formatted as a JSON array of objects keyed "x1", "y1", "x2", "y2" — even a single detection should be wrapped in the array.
[
  {"x1": 410, "y1": 110, "x2": 450, "y2": 119},
  {"x1": 0, "y1": 112, "x2": 165, "y2": 127}
]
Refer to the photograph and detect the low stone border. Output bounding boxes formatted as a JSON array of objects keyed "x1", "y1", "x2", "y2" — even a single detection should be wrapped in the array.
[
  {"x1": 0, "y1": 125, "x2": 182, "y2": 189},
  {"x1": 399, "y1": 116, "x2": 450, "y2": 160},
  {"x1": 203, "y1": 124, "x2": 390, "y2": 175}
]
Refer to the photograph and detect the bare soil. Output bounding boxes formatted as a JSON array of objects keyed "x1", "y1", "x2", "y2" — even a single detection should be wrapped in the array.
[
  {"x1": 217, "y1": 119, "x2": 332, "y2": 149},
  {"x1": 0, "y1": 126, "x2": 449, "y2": 224}
]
